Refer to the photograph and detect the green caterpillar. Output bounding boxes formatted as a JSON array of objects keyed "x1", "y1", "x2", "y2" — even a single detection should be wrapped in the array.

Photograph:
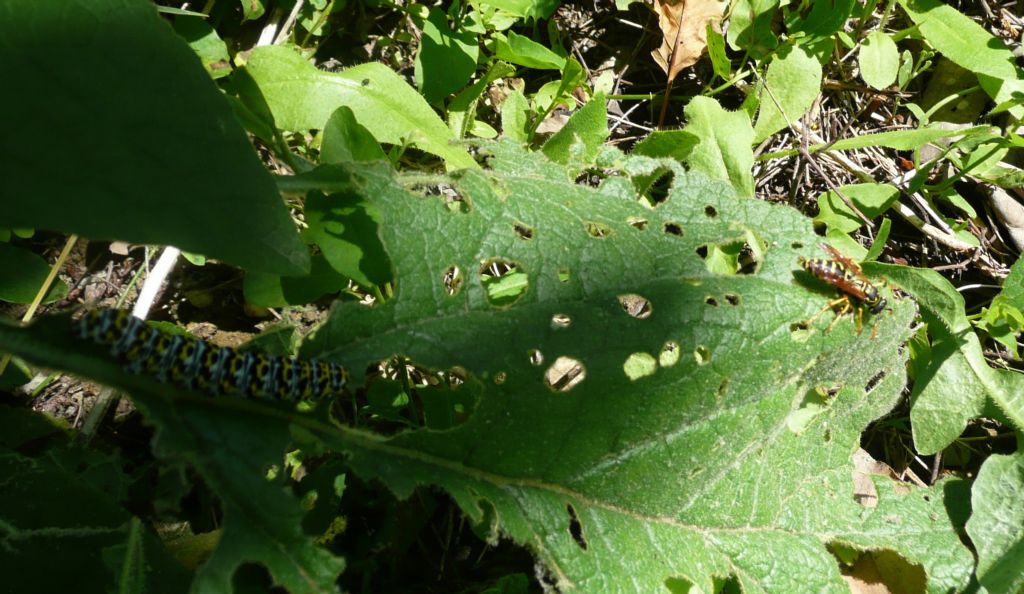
[{"x1": 76, "y1": 309, "x2": 346, "y2": 401}]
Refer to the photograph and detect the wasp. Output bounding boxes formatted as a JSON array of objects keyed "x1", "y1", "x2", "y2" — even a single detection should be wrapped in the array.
[{"x1": 798, "y1": 244, "x2": 887, "y2": 333}]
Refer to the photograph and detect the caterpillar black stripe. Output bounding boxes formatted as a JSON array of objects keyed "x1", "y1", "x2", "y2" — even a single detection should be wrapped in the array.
[{"x1": 75, "y1": 309, "x2": 347, "y2": 401}]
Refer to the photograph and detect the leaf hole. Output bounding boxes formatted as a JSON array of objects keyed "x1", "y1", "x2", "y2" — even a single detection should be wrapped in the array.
[
  {"x1": 584, "y1": 221, "x2": 612, "y2": 238},
  {"x1": 659, "y1": 341, "x2": 680, "y2": 367},
  {"x1": 528, "y1": 349, "x2": 544, "y2": 366},
  {"x1": 813, "y1": 221, "x2": 827, "y2": 236},
  {"x1": 618, "y1": 294, "x2": 652, "y2": 319},
  {"x1": 645, "y1": 170, "x2": 674, "y2": 205},
  {"x1": 791, "y1": 241, "x2": 805, "y2": 250},
  {"x1": 705, "y1": 296, "x2": 719, "y2": 307},
  {"x1": 544, "y1": 356, "x2": 586, "y2": 392},
  {"x1": 688, "y1": 465, "x2": 705, "y2": 478},
  {"x1": 412, "y1": 182, "x2": 470, "y2": 213},
  {"x1": 724, "y1": 293, "x2": 741, "y2": 306},
  {"x1": 480, "y1": 258, "x2": 528, "y2": 306},
  {"x1": 566, "y1": 504, "x2": 588, "y2": 550},
  {"x1": 623, "y1": 352, "x2": 657, "y2": 380},
  {"x1": 627, "y1": 217, "x2": 649, "y2": 231},
  {"x1": 663, "y1": 222, "x2": 684, "y2": 236},
  {"x1": 494, "y1": 371, "x2": 507, "y2": 385},
  {"x1": 551, "y1": 313, "x2": 572, "y2": 329},
  {"x1": 864, "y1": 369, "x2": 887, "y2": 394},
  {"x1": 557, "y1": 268, "x2": 571, "y2": 283},
  {"x1": 443, "y1": 265, "x2": 463, "y2": 296},
  {"x1": 575, "y1": 171, "x2": 604, "y2": 187},
  {"x1": 513, "y1": 221, "x2": 534, "y2": 240},
  {"x1": 698, "y1": 240, "x2": 760, "y2": 275},
  {"x1": 789, "y1": 320, "x2": 812, "y2": 342},
  {"x1": 694, "y1": 345, "x2": 712, "y2": 366},
  {"x1": 717, "y1": 378, "x2": 729, "y2": 398},
  {"x1": 704, "y1": 205, "x2": 718, "y2": 218},
  {"x1": 823, "y1": 428, "x2": 831, "y2": 442}
]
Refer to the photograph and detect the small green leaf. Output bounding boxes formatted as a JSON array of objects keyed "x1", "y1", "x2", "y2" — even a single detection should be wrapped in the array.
[
  {"x1": 814, "y1": 183, "x2": 899, "y2": 234},
  {"x1": 415, "y1": 8, "x2": 480, "y2": 103},
  {"x1": 683, "y1": 97, "x2": 755, "y2": 197},
  {"x1": 0, "y1": 0, "x2": 309, "y2": 275},
  {"x1": 172, "y1": 15, "x2": 232, "y2": 79},
  {"x1": 500, "y1": 89, "x2": 531, "y2": 142},
  {"x1": 244, "y1": 254, "x2": 348, "y2": 307},
  {"x1": 542, "y1": 94, "x2": 608, "y2": 164},
  {"x1": 321, "y1": 106, "x2": 386, "y2": 163},
  {"x1": 859, "y1": 31, "x2": 899, "y2": 90},
  {"x1": 753, "y1": 44, "x2": 822, "y2": 143},
  {"x1": 726, "y1": 0, "x2": 779, "y2": 56},
  {"x1": 238, "y1": 0, "x2": 265, "y2": 20},
  {"x1": 965, "y1": 451, "x2": 1024, "y2": 594},
  {"x1": 477, "y1": 0, "x2": 559, "y2": 19},
  {"x1": 705, "y1": 25, "x2": 731, "y2": 81},
  {"x1": 494, "y1": 31, "x2": 565, "y2": 70},
  {"x1": 632, "y1": 130, "x2": 699, "y2": 162},
  {"x1": 793, "y1": 0, "x2": 855, "y2": 39},
  {"x1": 900, "y1": 0, "x2": 1024, "y2": 118},
  {"x1": 819, "y1": 125, "x2": 989, "y2": 152},
  {"x1": 0, "y1": 243, "x2": 67, "y2": 304},
  {"x1": 244, "y1": 45, "x2": 476, "y2": 170},
  {"x1": 305, "y1": 190, "x2": 391, "y2": 288}
]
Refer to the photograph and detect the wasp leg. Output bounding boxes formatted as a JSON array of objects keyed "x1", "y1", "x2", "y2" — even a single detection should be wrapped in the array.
[
  {"x1": 805, "y1": 296, "x2": 851, "y2": 331},
  {"x1": 825, "y1": 298, "x2": 852, "y2": 333}
]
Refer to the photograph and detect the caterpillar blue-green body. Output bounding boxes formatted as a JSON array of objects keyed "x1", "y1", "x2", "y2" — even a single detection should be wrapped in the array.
[{"x1": 76, "y1": 309, "x2": 346, "y2": 401}]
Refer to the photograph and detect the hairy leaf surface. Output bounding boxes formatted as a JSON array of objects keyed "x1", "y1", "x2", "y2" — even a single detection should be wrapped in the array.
[{"x1": 301, "y1": 144, "x2": 972, "y2": 592}]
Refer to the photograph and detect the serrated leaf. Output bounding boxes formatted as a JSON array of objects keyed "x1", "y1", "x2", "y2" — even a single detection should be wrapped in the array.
[
  {"x1": 542, "y1": 94, "x2": 608, "y2": 164},
  {"x1": 753, "y1": 44, "x2": 822, "y2": 143},
  {"x1": 683, "y1": 97, "x2": 755, "y2": 197},
  {"x1": 900, "y1": 0, "x2": 1024, "y2": 118},
  {"x1": 0, "y1": 242, "x2": 68, "y2": 304},
  {"x1": 243, "y1": 45, "x2": 476, "y2": 170},
  {"x1": 965, "y1": 451, "x2": 1024, "y2": 594},
  {"x1": 291, "y1": 145, "x2": 971, "y2": 592},
  {"x1": 859, "y1": 31, "x2": 899, "y2": 90},
  {"x1": 868, "y1": 263, "x2": 1024, "y2": 454},
  {"x1": 0, "y1": 0, "x2": 309, "y2": 275}
]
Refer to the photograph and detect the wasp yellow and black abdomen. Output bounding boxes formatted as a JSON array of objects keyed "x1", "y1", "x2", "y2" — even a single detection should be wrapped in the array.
[
  {"x1": 75, "y1": 309, "x2": 347, "y2": 402},
  {"x1": 798, "y1": 256, "x2": 886, "y2": 312}
]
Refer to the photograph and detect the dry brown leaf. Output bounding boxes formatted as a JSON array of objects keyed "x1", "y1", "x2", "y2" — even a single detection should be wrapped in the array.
[{"x1": 651, "y1": 0, "x2": 727, "y2": 82}]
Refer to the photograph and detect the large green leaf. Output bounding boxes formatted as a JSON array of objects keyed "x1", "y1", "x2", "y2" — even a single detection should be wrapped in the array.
[
  {"x1": 0, "y1": 0, "x2": 308, "y2": 275},
  {"x1": 296, "y1": 145, "x2": 971, "y2": 591},
  {"x1": 966, "y1": 450, "x2": 1024, "y2": 594},
  {"x1": 243, "y1": 45, "x2": 477, "y2": 170}
]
